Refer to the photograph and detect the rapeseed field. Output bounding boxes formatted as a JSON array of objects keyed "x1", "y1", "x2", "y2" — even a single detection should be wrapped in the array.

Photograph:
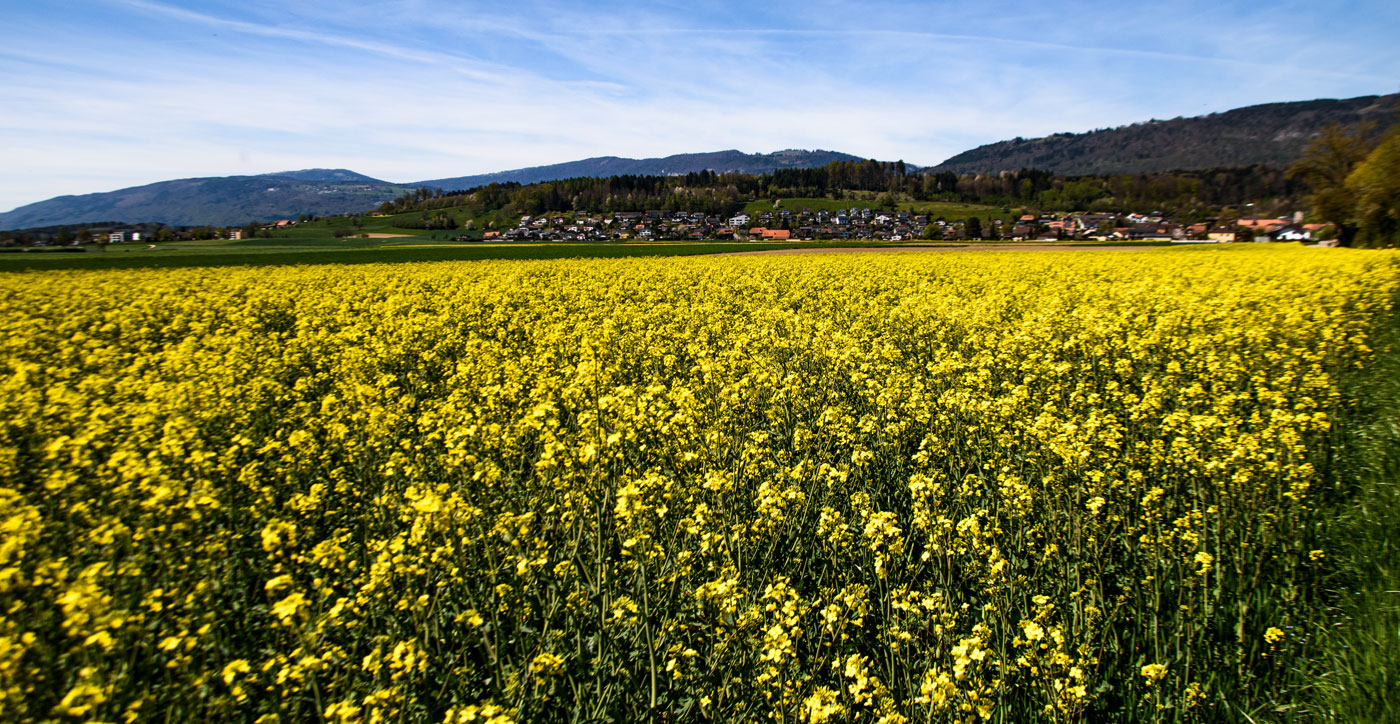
[{"x1": 1, "y1": 246, "x2": 1395, "y2": 722}]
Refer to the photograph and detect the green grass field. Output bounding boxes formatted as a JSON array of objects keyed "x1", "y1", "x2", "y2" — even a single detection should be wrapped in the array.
[
  {"x1": 0, "y1": 241, "x2": 925, "y2": 272},
  {"x1": 742, "y1": 198, "x2": 871, "y2": 215},
  {"x1": 897, "y1": 201, "x2": 1011, "y2": 222},
  {"x1": 235, "y1": 204, "x2": 528, "y2": 243},
  {"x1": 0, "y1": 239, "x2": 1177, "y2": 273}
]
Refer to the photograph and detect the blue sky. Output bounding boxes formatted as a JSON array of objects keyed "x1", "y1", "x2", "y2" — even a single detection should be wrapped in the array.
[{"x1": 2, "y1": 0, "x2": 1397, "y2": 212}]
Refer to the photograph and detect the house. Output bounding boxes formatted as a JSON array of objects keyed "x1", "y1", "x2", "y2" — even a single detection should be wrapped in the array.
[
  {"x1": 1271, "y1": 224, "x2": 1312, "y2": 242},
  {"x1": 729, "y1": 213, "x2": 751, "y2": 227},
  {"x1": 1206, "y1": 226, "x2": 1236, "y2": 242},
  {"x1": 762, "y1": 229, "x2": 791, "y2": 241},
  {"x1": 1123, "y1": 227, "x2": 1173, "y2": 241},
  {"x1": 1236, "y1": 218, "x2": 1287, "y2": 234}
]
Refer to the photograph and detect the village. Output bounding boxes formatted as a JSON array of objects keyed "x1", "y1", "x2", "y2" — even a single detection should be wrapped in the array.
[
  {"x1": 8, "y1": 205, "x2": 1333, "y2": 249},
  {"x1": 480, "y1": 206, "x2": 1331, "y2": 243}
]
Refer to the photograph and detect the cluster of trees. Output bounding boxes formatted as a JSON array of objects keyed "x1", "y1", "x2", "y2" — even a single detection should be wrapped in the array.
[
  {"x1": 1289, "y1": 122, "x2": 1400, "y2": 247},
  {"x1": 372, "y1": 188, "x2": 442, "y2": 216},
  {"x1": 394, "y1": 211, "x2": 460, "y2": 231},
  {"x1": 376, "y1": 176, "x2": 751, "y2": 220},
  {"x1": 369, "y1": 159, "x2": 1311, "y2": 228},
  {"x1": 147, "y1": 223, "x2": 275, "y2": 242}
]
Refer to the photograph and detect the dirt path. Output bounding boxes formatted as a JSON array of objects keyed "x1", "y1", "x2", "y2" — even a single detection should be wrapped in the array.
[{"x1": 717, "y1": 244, "x2": 1157, "y2": 256}]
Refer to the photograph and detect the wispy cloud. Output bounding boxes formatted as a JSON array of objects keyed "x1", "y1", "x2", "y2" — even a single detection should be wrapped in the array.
[
  {"x1": 109, "y1": 0, "x2": 521, "y2": 83},
  {"x1": 1, "y1": 0, "x2": 1396, "y2": 212}
]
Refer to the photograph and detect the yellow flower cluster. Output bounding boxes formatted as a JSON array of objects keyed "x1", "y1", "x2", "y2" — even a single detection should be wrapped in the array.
[{"x1": 0, "y1": 246, "x2": 1393, "y2": 722}]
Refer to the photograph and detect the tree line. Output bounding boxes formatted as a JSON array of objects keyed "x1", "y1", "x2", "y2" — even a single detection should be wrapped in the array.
[{"x1": 371, "y1": 159, "x2": 1318, "y2": 227}]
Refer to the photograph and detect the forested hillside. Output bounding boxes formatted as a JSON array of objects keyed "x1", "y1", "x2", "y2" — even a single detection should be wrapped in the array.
[{"x1": 933, "y1": 94, "x2": 1399, "y2": 175}]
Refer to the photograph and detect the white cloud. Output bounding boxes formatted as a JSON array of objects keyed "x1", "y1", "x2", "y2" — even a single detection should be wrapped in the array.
[{"x1": 1, "y1": 0, "x2": 1396, "y2": 213}]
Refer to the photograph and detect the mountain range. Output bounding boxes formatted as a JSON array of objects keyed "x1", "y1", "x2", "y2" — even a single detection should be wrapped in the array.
[
  {"x1": 0, "y1": 150, "x2": 861, "y2": 229},
  {"x1": 0, "y1": 171, "x2": 413, "y2": 230},
  {"x1": 417, "y1": 149, "x2": 866, "y2": 190},
  {"x1": 3, "y1": 93, "x2": 1396, "y2": 230}
]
